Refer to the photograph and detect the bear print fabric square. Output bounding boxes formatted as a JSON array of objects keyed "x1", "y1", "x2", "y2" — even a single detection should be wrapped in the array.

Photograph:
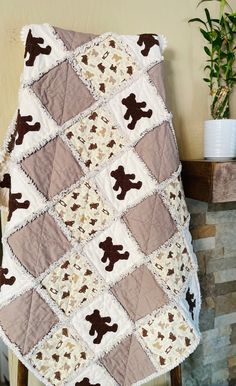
[
  {"x1": 54, "y1": 181, "x2": 113, "y2": 242},
  {"x1": 0, "y1": 24, "x2": 200, "y2": 386},
  {"x1": 108, "y1": 74, "x2": 170, "y2": 142},
  {"x1": 75, "y1": 35, "x2": 139, "y2": 97},
  {"x1": 83, "y1": 220, "x2": 144, "y2": 284},
  {"x1": 64, "y1": 107, "x2": 125, "y2": 170},
  {"x1": 42, "y1": 253, "x2": 105, "y2": 316},
  {"x1": 95, "y1": 149, "x2": 156, "y2": 212},
  {"x1": 30, "y1": 327, "x2": 92, "y2": 386},
  {"x1": 71, "y1": 292, "x2": 133, "y2": 355}
]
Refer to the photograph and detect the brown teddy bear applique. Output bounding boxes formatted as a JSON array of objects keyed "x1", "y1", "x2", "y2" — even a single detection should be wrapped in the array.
[
  {"x1": 0, "y1": 267, "x2": 16, "y2": 289},
  {"x1": 76, "y1": 378, "x2": 100, "y2": 386},
  {"x1": 122, "y1": 93, "x2": 153, "y2": 130},
  {"x1": 85, "y1": 309, "x2": 118, "y2": 344},
  {"x1": 110, "y1": 165, "x2": 142, "y2": 200},
  {"x1": 99, "y1": 236, "x2": 129, "y2": 271},
  {"x1": 15, "y1": 110, "x2": 41, "y2": 145},
  {"x1": 137, "y1": 33, "x2": 160, "y2": 56},
  {"x1": 24, "y1": 28, "x2": 51, "y2": 66}
]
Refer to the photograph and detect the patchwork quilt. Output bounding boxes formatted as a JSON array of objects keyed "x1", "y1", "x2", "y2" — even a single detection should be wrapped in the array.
[{"x1": 0, "y1": 24, "x2": 201, "y2": 386}]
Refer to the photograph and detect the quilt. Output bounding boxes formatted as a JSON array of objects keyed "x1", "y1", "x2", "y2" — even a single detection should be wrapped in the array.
[{"x1": 0, "y1": 24, "x2": 201, "y2": 386}]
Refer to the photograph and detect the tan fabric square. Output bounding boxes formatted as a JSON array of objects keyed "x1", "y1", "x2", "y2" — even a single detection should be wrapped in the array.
[
  {"x1": 8, "y1": 212, "x2": 71, "y2": 276},
  {"x1": 0, "y1": 289, "x2": 58, "y2": 355},
  {"x1": 135, "y1": 122, "x2": 179, "y2": 183},
  {"x1": 32, "y1": 61, "x2": 95, "y2": 125},
  {"x1": 123, "y1": 193, "x2": 176, "y2": 255},
  {"x1": 54, "y1": 26, "x2": 97, "y2": 50},
  {"x1": 21, "y1": 137, "x2": 83, "y2": 199},
  {"x1": 112, "y1": 265, "x2": 168, "y2": 321},
  {"x1": 101, "y1": 334, "x2": 155, "y2": 386},
  {"x1": 148, "y1": 62, "x2": 166, "y2": 103}
]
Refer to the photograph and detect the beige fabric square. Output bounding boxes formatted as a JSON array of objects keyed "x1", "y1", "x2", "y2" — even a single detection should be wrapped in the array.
[
  {"x1": 65, "y1": 107, "x2": 125, "y2": 170},
  {"x1": 138, "y1": 305, "x2": 198, "y2": 371},
  {"x1": 75, "y1": 35, "x2": 138, "y2": 96},
  {"x1": 32, "y1": 60, "x2": 95, "y2": 125},
  {"x1": 101, "y1": 334, "x2": 155, "y2": 386},
  {"x1": 112, "y1": 265, "x2": 168, "y2": 321},
  {"x1": 149, "y1": 232, "x2": 193, "y2": 295},
  {"x1": 42, "y1": 254, "x2": 105, "y2": 316},
  {"x1": 123, "y1": 193, "x2": 176, "y2": 255},
  {"x1": 162, "y1": 176, "x2": 189, "y2": 226},
  {"x1": 7, "y1": 212, "x2": 71, "y2": 276},
  {"x1": 135, "y1": 122, "x2": 179, "y2": 183},
  {"x1": 21, "y1": 137, "x2": 83, "y2": 199},
  {"x1": 148, "y1": 62, "x2": 166, "y2": 103},
  {"x1": 30, "y1": 327, "x2": 92, "y2": 385},
  {"x1": 55, "y1": 181, "x2": 113, "y2": 242},
  {"x1": 0, "y1": 289, "x2": 58, "y2": 355}
]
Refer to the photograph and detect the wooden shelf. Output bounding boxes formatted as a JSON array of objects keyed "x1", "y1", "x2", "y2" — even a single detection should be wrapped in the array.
[{"x1": 181, "y1": 160, "x2": 236, "y2": 203}]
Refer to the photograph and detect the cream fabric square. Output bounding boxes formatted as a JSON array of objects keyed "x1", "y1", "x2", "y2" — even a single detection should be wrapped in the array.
[
  {"x1": 5, "y1": 163, "x2": 45, "y2": 232},
  {"x1": 108, "y1": 74, "x2": 169, "y2": 142},
  {"x1": 71, "y1": 292, "x2": 132, "y2": 355},
  {"x1": 83, "y1": 220, "x2": 144, "y2": 284},
  {"x1": 121, "y1": 34, "x2": 165, "y2": 68},
  {"x1": 95, "y1": 149, "x2": 156, "y2": 213},
  {"x1": 0, "y1": 249, "x2": 34, "y2": 306},
  {"x1": 66, "y1": 363, "x2": 117, "y2": 386},
  {"x1": 21, "y1": 24, "x2": 67, "y2": 84},
  {"x1": 11, "y1": 88, "x2": 59, "y2": 160}
]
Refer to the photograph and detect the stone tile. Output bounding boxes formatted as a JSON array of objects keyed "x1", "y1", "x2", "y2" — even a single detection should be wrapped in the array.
[
  {"x1": 208, "y1": 202, "x2": 236, "y2": 212},
  {"x1": 185, "y1": 198, "x2": 208, "y2": 214},
  {"x1": 211, "y1": 368, "x2": 229, "y2": 385},
  {"x1": 199, "y1": 308, "x2": 215, "y2": 331},
  {"x1": 193, "y1": 237, "x2": 215, "y2": 252},
  {"x1": 203, "y1": 344, "x2": 236, "y2": 365},
  {"x1": 203, "y1": 335, "x2": 231, "y2": 357},
  {"x1": 228, "y1": 356, "x2": 236, "y2": 368},
  {"x1": 207, "y1": 257, "x2": 236, "y2": 274},
  {"x1": 190, "y1": 213, "x2": 206, "y2": 229},
  {"x1": 201, "y1": 247, "x2": 224, "y2": 260},
  {"x1": 202, "y1": 325, "x2": 231, "y2": 341},
  {"x1": 230, "y1": 323, "x2": 236, "y2": 344},
  {"x1": 229, "y1": 366, "x2": 236, "y2": 379},
  {"x1": 214, "y1": 269, "x2": 236, "y2": 284},
  {"x1": 216, "y1": 281, "x2": 236, "y2": 297},
  {"x1": 224, "y1": 247, "x2": 236, "y2": 258},
  {"x1": 196, "y1": 251, "x2": 206, "y2": 274},
  {"x1": 191, "y1": 224, "x2": 216, "y2": 240},
  {"x1": 229, "y1": 379, "x2": 236, "y2": 386},
  {"x1": 216, "y1": 223, "x2": 236, "y2": 249},
  {"x1": 215, "y1": 313, "x2": 236, "y2": 328},
  {"x1": 215, "y1": 293, "x2": 236, "y2": 316},
  {"x1": 207, "y1": 210, "x2": 236, "y2": 224},
  {"x1": 199, "y1": 273, "x2": 215, "y2": 308}
]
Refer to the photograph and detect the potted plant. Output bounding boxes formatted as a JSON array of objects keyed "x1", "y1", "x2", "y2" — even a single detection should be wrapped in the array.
[{"x1": 189, "y1": 0, "x2": 236, "y2": 159}]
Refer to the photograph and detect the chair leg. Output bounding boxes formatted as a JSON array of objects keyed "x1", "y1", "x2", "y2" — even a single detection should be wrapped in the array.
[
  {"x1": 170, "y1": 365, "x2": 182, "y2": 386},
  {"x1": 17, "y1": 360, "x2": 28, "y2": 386}
]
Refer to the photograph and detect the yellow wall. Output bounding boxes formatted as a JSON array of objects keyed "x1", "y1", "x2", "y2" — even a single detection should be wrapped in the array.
[{"x1": 0, "y1": 0, "x2": 235, "y2": 158}]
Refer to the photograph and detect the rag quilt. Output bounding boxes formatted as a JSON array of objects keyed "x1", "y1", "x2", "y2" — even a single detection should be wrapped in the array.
[{"x1": 0, "y1": 24, "x2": 201, "y2": 386}]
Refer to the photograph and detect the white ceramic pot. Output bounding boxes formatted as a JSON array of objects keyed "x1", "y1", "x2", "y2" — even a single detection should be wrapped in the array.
[{"x1": 204, "y1": 119, "x2": 236, "y2": 159}]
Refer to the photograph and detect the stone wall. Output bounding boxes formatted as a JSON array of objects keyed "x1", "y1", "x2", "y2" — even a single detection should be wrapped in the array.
[{"x1": 182, "y1": 199, "x2": 236, "y2": 386}]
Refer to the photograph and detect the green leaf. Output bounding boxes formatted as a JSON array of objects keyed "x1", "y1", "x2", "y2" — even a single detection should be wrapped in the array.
[
  {"x1": 203, "y1": 78, "x2": 211, "y2": 82},
  {"x1": 205, "y1": 8, "x2": 212, "y2": 28},
  {"x1": 200, "y1": 28, "x2": 212, "y2": 41},
  {"x1": 204, "y1": 46, "x2": 211, "y2": 55},
  {"x1": 188, "y1": 17, "x2": 207, "y2": 27}
]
